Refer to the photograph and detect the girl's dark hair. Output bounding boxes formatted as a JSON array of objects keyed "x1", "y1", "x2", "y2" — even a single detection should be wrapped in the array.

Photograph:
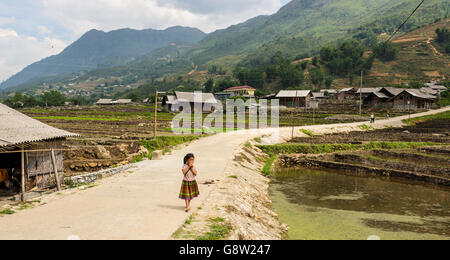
[{"x1": 184, "y1": 153, "x2": 195, "y2": 165}]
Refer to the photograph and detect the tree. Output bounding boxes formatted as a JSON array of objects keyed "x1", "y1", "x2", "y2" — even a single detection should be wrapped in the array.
[
  {"x1": 279, "y1": 63, "x2": 304, "y2": 89},
  {"x1": 310, "y1": 68, "x2": 324, "y2": 88},
  {"x1": 436, "y1": 27, "x2": 450, "y2": 43},
  {"x1": 320, "y1": 40, "x2": 374, "y2": 85},
  {"x1": 325, "y1": 76, "x2": 333, "y2": 89},
  {"x1": 204, "y1": 78, "x2": 214, "y2": 93},
  {"x1": 40, "y1": 90, "x2": 66, "y2": 107},
  {"x1": 373, "y1": 42, "x2": 398, "y2": 61}
]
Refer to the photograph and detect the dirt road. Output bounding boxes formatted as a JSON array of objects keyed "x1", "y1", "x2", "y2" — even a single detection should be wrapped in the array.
[{"x1": 0, "y1": 107, "x2": 448, "y2": 240}]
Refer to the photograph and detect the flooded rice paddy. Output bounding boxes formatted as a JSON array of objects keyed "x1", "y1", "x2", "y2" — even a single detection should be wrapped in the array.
[{"x1": 270, "y1": 168, "x2": 450, "y2": 240}]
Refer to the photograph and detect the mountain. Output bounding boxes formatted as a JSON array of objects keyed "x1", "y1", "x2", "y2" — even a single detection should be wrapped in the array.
[
  {"x1": 362, "y1": 18, "x2": 449, "y2": 87},
  {"x1": 187, "y1": 0, "x2": 447, "y2": 68},
  {"x1": 3, "y1": 0, "x2": 448, "y2": 92},
  {"x1": 0, "y1": 26, "x2": 206, "y2": 90}
]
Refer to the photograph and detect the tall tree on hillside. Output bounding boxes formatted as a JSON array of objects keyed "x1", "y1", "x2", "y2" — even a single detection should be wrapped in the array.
[
  {"x1": 373, "y1": 42, "x2": 398, "y2": 61},
  {"x1": 204, "y1": 78, "x2": 214, "y2": 93},
  {"x1": 320, "y1": 40, "x2": 374, "y2": 85}
]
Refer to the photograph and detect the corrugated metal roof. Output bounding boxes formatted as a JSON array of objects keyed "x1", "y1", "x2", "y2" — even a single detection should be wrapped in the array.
[
  {"x1": 312, "y1": 92, "x2": 325, "y2": 98},
  {"x1": 372, "y1": 92, "x2": 390, "y2": 99},
  {"x1": 420, "y1": 87, "x2": 438, "y2": 95},
  {"x1": 175, "y1": 92, "x2": 218, "y2": 104},
  {"x1": 339, "y1": 88, "x2": 356, "y2": 93},
  {"x1": 96, "y1": 99, "x2": 113, "y2": 104},
  {"x1": 0, "y1": 103, "x2": 79, "y2": 148},
  {"x1": 357, "y1": 88, "x2": 382, "y2": 94},
  {"x1": 380, "y1": 87, "x2": 404, "y2": 96},
  {"x1": 115, "y1": 99, "x2": 133, "y2": 104},
  {"x1": 224, "y1": 86, "x2": 256, "y2": 92},
  {"x1": 401, "y1": 89, "x2": 436, "y2": 100},
  {"x1": 320, "y1": 89, "x2": 337, "y2": 94},
  {"x1": 276, "y1": 90, "x2": 312, "y2": 98}
]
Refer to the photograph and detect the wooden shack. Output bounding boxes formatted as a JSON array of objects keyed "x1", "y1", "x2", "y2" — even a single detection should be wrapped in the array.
[
  {"x1": 276, "y1": 90, "x2": 313, "y2": 108},
  {"x1": 392, "y1": 90, "x2": 436, "y2": 110},
  {"x1": 0, "y1": 104, "x2": 78, "y2": 200}
]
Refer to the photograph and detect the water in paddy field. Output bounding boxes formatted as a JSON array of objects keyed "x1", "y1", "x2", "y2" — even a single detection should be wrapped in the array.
[{"x1": 270, "y1": 168, "x2": 450, "y2": 240}]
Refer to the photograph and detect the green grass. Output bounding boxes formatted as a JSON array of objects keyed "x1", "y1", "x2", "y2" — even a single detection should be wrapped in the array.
[
  {"x1": 258, "y1": 142, "x2": 444, "y2": 155},
  {"x1": 196, "y1": 218, "x2": 232, "y2": 240},
  {"x1": 358, "y1": 124, "x2": 375, "y2": 131},
  {"x1": 131, "y1": 154, "x2": 147, "y2": 163},
  {"x1": 185, "y1": 215, "x2": 194, "y2": 225},
  {"x1": 262, "y1": 155, "x2": 277, "y2": 176},
  {"x1": 300, "y1": 129, "x2": 314, "y2": 136},
  {"x1": 34, "y1": 116, "x2": 124, "y2": 121},
  {"x1": 140, "y1": 136, "x2": 201, "y2": 158},
  {"x1": 403, "y1": 111, "x2": 450, "y2": 126},
  {"x1": 228, "y1": 175, "x2": 238, "y2": 179},
  {"x1": 0, "y1": 209, "x2": 15, "y2": 215}
]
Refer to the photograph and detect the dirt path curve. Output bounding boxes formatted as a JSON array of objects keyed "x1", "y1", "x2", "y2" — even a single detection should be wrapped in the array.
[
  {"x1": 0, "y1": 107, "x2": 448, "y2": 240},
  {"x1": 427, "y1": 38, "x2": 442, "y2": 56}
]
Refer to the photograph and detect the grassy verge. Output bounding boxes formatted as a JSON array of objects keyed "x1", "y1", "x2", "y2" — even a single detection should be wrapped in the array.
[
  {"x1": 140, "y1": 135, "x2": 202, "y2": 158},
  {"x1": 403, "y1": 111, "x2": 450, "y2": 126},
  {"x1": 0, "y1": 209, "x2": 15, "y2": 215},
  {"x1": 196, "y1": 218, "x2": 232, "y2": 240},
  {"x1": 257, "y1": 142, "x2": 444, "y2": 155},
  {"x1": 262, "y1": 155, "x2": 277, "y2": 176},
  {"x1": 34, "y1": 116, "x2": 124, "y2": 121},
  {"x1": 358, "y1": 124, "x2": 375, "y2": 131},
  {"x1": 300, "y1": 129, "x2": 314, "y2": 136}
]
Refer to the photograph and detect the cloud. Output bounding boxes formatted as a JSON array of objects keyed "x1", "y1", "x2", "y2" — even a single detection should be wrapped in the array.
[
  {"x1": 39, "y1": 0, "x2": 284, "y2": 35},
  {"x1": 0, "y1": 0, "x2": 288, "y2": 82},
  {"x1": 0, "y1": 28, "x2": 66, "y2": 82}
]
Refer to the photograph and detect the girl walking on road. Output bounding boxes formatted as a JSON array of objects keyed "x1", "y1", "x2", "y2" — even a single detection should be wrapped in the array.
[{"x1": 179, "y1": 153, "x2": 200, "y2": 212}]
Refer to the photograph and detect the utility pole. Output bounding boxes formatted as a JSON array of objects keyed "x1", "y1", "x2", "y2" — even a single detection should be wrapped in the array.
[
  {"x1": 360, "y1": 71, "x2": 363, "y2": 115},
  {"x1": 154, "y1": 90, "x2": 158, "y2": 139},
  {"x1": 291, "y1": 91, "x2": 298, "y2": 139}
]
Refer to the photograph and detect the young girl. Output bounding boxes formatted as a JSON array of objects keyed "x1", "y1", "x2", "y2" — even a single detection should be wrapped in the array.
[{"x1": 179, "y1": 153, "x2": 200, "y2": 212}]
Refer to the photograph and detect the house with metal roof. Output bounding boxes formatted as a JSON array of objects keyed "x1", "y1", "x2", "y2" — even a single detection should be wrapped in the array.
[
  {"x1": 337, "y1": 88, "x2": 357, "y2": 100},
  {"x1": 162, "y1": 92, "x2": 219, "y2": 113},
  {"x1": 0, "y1": 104, "x2": 78, "y2": 199},
  {"x1": 224, "y1": 86, "x2": 256, "y2": 97},
  {"x1": 393, "y1": 89, "x2": 436, "y2": 110},
  {"x1": 276, "y1": 90, "x2": 313, "y2": 108},
  {"x1": 96, "y1": 99, "x2": 113, "y2": 105},
  {"x1": 114, "y1": 99, "x2": 133, "y2": 105}
]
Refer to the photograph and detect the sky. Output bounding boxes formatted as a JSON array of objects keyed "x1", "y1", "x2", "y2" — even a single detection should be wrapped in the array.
[{"x1": 0, "y1": 0, "x2": 291, "y2": 83}]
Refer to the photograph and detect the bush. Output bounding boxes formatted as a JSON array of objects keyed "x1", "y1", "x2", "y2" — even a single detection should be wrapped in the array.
[{"x1": 373, "y1": 42, "x2": 398, "y2": 61}]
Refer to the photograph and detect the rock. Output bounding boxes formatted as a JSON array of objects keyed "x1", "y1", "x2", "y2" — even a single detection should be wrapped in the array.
[
  {"x1": 403, "y1": 130, "x2": 410, "y2": 134},
  {"x1": 152, "y1": 150, "x2": 163, "y2": 160},
  {"x1": 95, "y1": 145, "x2": 111, "y2": 159},
  {"x1": 70, "y1": 164, "x2": 76, "y2": 169},
  {"x1": 89, "y1": 163, "x2": 98, "y2": 168}
]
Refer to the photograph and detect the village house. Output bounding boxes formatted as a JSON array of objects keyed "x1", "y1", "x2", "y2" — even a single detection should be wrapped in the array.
[
  {"x1": 114, "y1": 99, "x2": 133, "y2": 105},
  {"x1": 426, "y1": 81, "x2": 448, "y2": 92},
  {"x1": 0, "y1": 104, "x2": 78, "y2": 200},
  {"x1": 312, "y1": 92, "x2": 327, "y2": 100},
  {"x1": 162, "y1": 92, "x2": 219, "y2": 113},
  {"x1": 96, "y1": 99, "x2": 113, "y2": 105},
  {"x1": 320, "y1": 89, "x2": 338, "y2": 98},
  {"x1": 356, "y1": 88, "x2": 382, "y2": 99},
  {"x1": 392, "y1": 89, "x2": 436, "y2": 110},
  {"x1": 276, "y1": 90, "x2": 313, "y2": 108},
  {"x1": 337, "y1": 88, "x2": 357, "y2": 100},
  {"x1": 363, "y1": 92, "x2": 390, "y2": 108},
  {"x1": 223, "y1": 86, "x2": 256, "y2": 97}
]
